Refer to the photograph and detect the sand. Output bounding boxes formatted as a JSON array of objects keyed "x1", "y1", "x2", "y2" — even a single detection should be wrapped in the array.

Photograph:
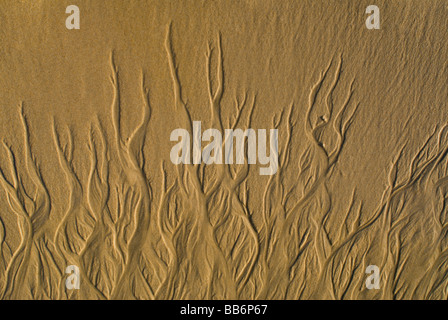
[{"x1": 0, "y1": 0, "x2": 447, "y2": 300}]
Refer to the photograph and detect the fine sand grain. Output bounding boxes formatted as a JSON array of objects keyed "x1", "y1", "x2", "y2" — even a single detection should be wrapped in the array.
[{"x1": 0, "y1": 0, "x2": 448, "y2": 299}]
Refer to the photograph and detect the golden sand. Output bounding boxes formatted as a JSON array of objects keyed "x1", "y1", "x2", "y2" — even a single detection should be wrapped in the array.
[{"x1": 0, "y1": 0, "x2": 447, "y2": 299}]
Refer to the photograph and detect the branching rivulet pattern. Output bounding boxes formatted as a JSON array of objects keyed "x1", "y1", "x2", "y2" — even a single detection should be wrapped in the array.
[{"x1": 1, "y1": 25, "x2": 447, "y2": 299}]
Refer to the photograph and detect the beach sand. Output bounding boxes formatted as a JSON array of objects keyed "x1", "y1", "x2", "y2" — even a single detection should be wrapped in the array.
[{"x1": 0, "y1": 0, "x2": 447, "y2": 299}]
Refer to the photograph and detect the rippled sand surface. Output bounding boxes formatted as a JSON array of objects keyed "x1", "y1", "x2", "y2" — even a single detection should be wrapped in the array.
[{"x1": 0, "y1": 0, "x2": 447, "y2": 299}]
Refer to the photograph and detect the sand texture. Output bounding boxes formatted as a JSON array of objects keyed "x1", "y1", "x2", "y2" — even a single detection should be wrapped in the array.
[{"x1": 1, "y1": 0, "x2": 448, "y2": 300}]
